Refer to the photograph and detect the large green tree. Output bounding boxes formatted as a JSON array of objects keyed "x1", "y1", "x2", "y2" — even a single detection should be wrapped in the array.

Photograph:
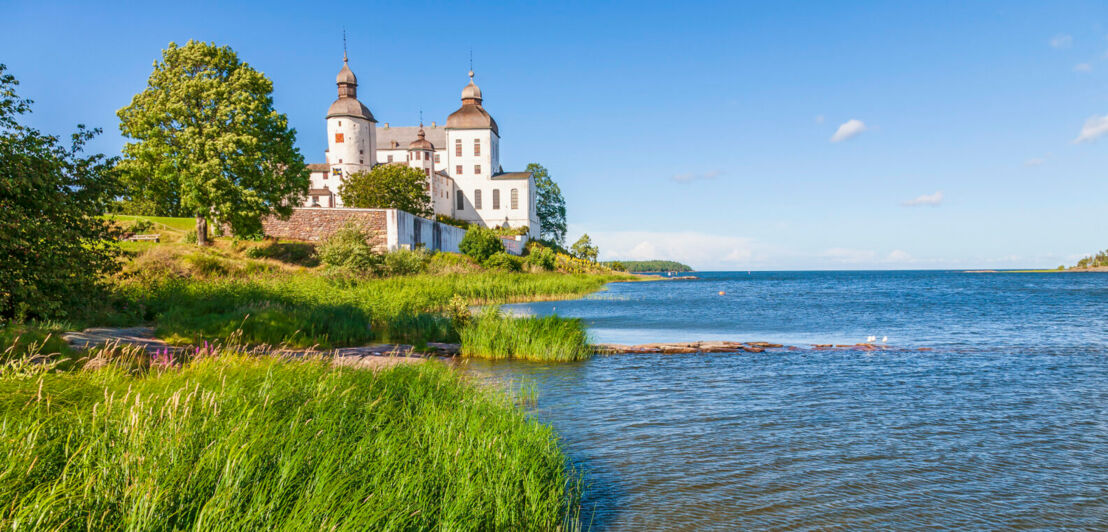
[
  {"x1": 528, "y1": 163, "x2": 566, "y2": 246},
  {"x1": 0, "y1": 65, "x2": 120, "y2": 321},
  {"x1": 339, "y1": 164, "x2": 433, "y2": 218},
  {"x1": 117, "y1": 41, "x2": 309, "y2": 244},
  {"x1": 570, "y1": 233, "x2": 598, "y2": 262}
]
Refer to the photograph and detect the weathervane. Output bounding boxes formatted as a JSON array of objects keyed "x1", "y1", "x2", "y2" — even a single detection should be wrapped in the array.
[{"x1": 343, "y1": 28, "x2": 348, "y2": 62}]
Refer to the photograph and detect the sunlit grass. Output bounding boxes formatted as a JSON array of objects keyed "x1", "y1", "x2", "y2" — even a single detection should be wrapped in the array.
[
  {"x1": 0, "y1": 353, "x2": 581, "y2": 530},
  {"x1": 461, "y1": 308, "x2": 593, "y2": 362}
]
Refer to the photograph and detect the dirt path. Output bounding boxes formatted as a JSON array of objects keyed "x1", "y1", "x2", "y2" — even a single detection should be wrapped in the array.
[{"x1": 62, "y1": 327, "x2": 457, "y2": 371}]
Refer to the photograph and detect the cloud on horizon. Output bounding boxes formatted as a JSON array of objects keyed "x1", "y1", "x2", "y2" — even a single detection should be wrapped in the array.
[
  {"x1": 822, "y1": 248, "x2": 915, "y2": 264},
  {"x1": 830, "y1": 119, "x2": 868, "y2": 142},
  {"x1": 671, "y1": 169, "x2": 723, "y2": 183},
  {"x1": 585, "y1": 229, "x2": 760, "y2": 270},
  {"x1": 1050, "y1": 34, "x2": 1073, "y2": 49},
  {"x1": 1074, "y1": 113, "x2": 1108, "y2": 143},
  {"x1": 902, "y1": 191, "x2": 944, "y2": 207}
]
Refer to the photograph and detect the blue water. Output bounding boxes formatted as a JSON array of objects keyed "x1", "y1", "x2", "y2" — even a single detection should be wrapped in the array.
[{"x1": 471, "y1": 271, "x2": 1108, "y2": 529}]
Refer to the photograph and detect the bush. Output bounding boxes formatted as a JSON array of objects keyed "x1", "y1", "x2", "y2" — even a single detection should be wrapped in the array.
[
  {"x1": 318, "y1": 223, "x2": 380, "y2": 274},
  {"x1": 382, "y1": 248, "x2": 431, "y2": 276},
  {"x1": 428, "y1": 252, "x2": 482, "y2": 274},
  {"x1": 525, "y1": 245, "x2": 556, "y2": 271},
  {"x1": 244, "y1": 242, "x2": 319, "y2": 267},
  {"x1": 458, "y1": 226, "x2": 504, "y2": 263},
  {"x1": 484, "y1": 252, "x2": 523, "y2": 272}
]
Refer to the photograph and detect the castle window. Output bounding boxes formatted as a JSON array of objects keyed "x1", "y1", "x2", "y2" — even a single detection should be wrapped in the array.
[
  {"x1": 338, "y1": 121, "x2": 342, "y2": 126},
  {"x1": 388, "y1": 155, "x2": 393, "y2": 163},
  {"x1": 474, "y1": 139, "x2": 481, "y2": 156},
  {"x1": 474, "y1": 190, "x2": 483, "y2": 209},
  {"x1": 492, "y1": 189, "x2": 500, "y2": 209},
  {"x1": 334, "y1": 133, "x2": 344, "y2": 143},
  {"x1": 359, "y1": 149, "x2": 363, "y2": 154},
  {"x1": 457, "y1": 192, "x2": 464, "y2": 211},
  {"x1": 474, "y1": 165, "x2": 481, "y2": 175},
  {"x1": 455, "y1": 139, "x2": 462, "y2": 156},
  {"x1": 435, "y1": 153, "x2": 441, "y2": 163},
  {"x1": 425, "y1": 168, "x2": 430, "y2": 176},
  {"x1": 511, "y1": 189, "x2": 519, "y2": 209},
  {"x1": 456, "y1": 165, "x2": 463, "y2": 175}
]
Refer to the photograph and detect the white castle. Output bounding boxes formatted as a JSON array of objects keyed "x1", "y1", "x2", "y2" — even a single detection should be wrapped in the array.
[{"x1": 303, "y1": 53, "x2": 538, "y2": 238}]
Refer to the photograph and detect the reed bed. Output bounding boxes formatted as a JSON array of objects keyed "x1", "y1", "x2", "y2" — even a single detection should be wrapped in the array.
[
  {"x1": 0, "y1": 351, "x2": 581, "y2": 530},
  {"x1": 460, "y1": 308, "x2": 593, "y2": 362},
  {"x1": 120, "y1": 272, "x2": 621, "y2": 349}
]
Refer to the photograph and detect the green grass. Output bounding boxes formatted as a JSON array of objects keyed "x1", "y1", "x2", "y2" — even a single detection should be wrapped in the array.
[
  {"x1": 113, "y1": 271, "x2": 625, "y2": 350},
  {"x1": 0, "y1": 322, "x2": 74, "y2": 362},
  {"x1": 460, "y1": 308, "x2": 593, "y2": 362},
  {"x1": 106, "y1": 214, "x2": 196, "y2": 233},
  {"x1": 0, "y1": 354, "x2": 580, "y2": 530}
]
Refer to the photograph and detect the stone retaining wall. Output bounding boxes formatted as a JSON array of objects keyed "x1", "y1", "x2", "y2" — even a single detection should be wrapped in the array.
[{"x1": 262, "y1": 208, "x2": 389, "y2": 252}]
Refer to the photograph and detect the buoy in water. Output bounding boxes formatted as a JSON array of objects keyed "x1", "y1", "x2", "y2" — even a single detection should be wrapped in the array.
[{"x1": 718, "y1": 291, "x2": 726, "y2": 296}]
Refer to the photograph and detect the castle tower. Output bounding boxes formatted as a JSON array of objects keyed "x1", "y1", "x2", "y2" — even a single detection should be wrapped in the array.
[
  {"x1": 446, "y1": 70, "x2": 500, "y2": 222},
  {"x1": 407, "y1": 124, "x2": 435, "y2": 177},
  {"x1": 325, "y1": 52, "x2": 376, "y2": 203}
]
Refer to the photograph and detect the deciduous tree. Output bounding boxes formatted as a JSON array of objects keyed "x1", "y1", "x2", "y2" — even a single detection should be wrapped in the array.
[
  {"x1": 571, "y1": 233, "x2": 598, "y2": 262},
  {"x1": 0, "y1": 65, "x2": 120, "y2": 321},
  {"x1": 117, "y1": 41, "x2": 308, "y2": 244},
  {"x1": 338, "y1": 164, "x2": 432, "y2": 218},
  {"x1": 528, "y1": 163, "x2": 566, "y2": 246}
]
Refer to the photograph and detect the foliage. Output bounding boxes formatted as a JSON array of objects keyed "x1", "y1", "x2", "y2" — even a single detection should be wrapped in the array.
[
  {"x1": 606, "y1": 260, "x2": 694, "y2": 273},
  {"x1": 0, "y1": 355, "x2": 581, "y2": 529},
  {"x1": 116, "y1": 40, "x2": 308, "y2": 243},
  {"x1": 317, "y1": 223, "x2": 381, "y2": 274},
  {"x1": 243, "y1": 241, "x2": 319, "y2": 267},
  {"x1": 484, "y1": 251, "x2": 523, "y2": 272},
  {"x1": 607, "y1": 261, "x2": 626, "y2": 272},
  {"x1": 526, "y1": 244, "x2": 558, "y2": 271},
  {"x1": 0, "y1": 322, "x2": 74, "y2": 362},
  {"x1": 1074, "y1": 249, "x2": 1108, "y2": 269},
  {"x1": 460, "y1": 307, "x2": 592, "y2": 362},
  {"x1": 428, "y1": 251, "x2": 482, "y2": 274},
  {"x1": 434, "y1": 214, "x2": 471, "y2": 229},
  {"x1": 0, "y1": 64, "x2": 121, "y2": 321},
  {"x1": 529, "y1": 163, "x2": 567, "y2": 246},
  {"x1": 339, "y1": 164, "x2": 432, "y2": 218},
  {"x1": 382, "y1": 248, "x2": 432, "y2": 276},
  {"x1": 570, "y1": 233, "x2": 599, "y2": 262},
  {"x1": 459, "y1": 226, "x2": 505, "y2": 263},
  {"x1": 492, "y1": 225, "x2": 529, "y2": 237}
]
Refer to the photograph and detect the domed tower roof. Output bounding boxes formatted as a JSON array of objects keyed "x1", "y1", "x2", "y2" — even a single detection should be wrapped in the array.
[
  {"x1": 408, "y1": 125, "x2": 435, "y2": 151},
  {"x1": 446, "y1": 70, "x2": 498, "y2": 135},
  {"x1": 327, "y1": 55, "x2": 375, "y2": 122}
]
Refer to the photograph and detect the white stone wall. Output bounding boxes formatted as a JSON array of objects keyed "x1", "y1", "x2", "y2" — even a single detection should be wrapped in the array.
[{"x1": 390, "y1": 209, "x2": 467, "y2": 253}]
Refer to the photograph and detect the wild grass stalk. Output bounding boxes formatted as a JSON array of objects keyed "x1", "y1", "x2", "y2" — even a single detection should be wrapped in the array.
[
  {"x1": 460, "y1": 308, "x2": 593, "y2": 362},
  {"x1": 0, "y1": 353, "x2": 582, "y2": 529}
]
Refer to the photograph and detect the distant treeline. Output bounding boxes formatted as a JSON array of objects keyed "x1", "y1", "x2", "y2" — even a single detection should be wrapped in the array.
[
  {"x1": 604, "y1": 260, "x2": 693, "y2": 273},
  {"x1": 1073, "y1": 249, "x2": 1108, "y2": 269}
]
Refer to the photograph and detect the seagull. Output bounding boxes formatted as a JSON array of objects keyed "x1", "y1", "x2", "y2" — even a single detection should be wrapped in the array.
[
  {"x1": 882, "y1": 336, "x2": 888, "y2": 343},
  {"x1": 866, "y1": 335, "x2": 877, "y2": 343}
]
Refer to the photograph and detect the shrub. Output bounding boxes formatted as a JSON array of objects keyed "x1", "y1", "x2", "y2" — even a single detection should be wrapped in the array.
[
  {"x1": 382, "y1": 248, "x2": 431, "y2": 276},
  {"x1": 484, "y1": 251, "x2": 522, "y2": 272},
  {"x1": 244, "y1": 242, "x2": 319, "y2": 267},
  {"x1": 458, "y1": 226, "x2": 504, "y2": 263},
  {"x1": 525, "y1": 245, "x2": 556, "y2": 271},
  {"x1": 428, "y1": 252, "x2": 482, "y2": 274},
  {"x1": 318, "y1": 223, "x2": 380, "y2": 274}
]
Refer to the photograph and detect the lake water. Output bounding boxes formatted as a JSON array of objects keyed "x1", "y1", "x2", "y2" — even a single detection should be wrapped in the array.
[{"x1": 472, "y1": 271, "x2": 1108, "y2": 530}]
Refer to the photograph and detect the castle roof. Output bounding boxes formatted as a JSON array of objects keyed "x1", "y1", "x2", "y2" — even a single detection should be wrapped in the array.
[
  {"x1": 377, "y1": 125, "x2": 446, "y2": 150},
  {"x1": 327, "y1": 56, "x2": 375, "y2": 122},
  {"x1": 490, "y1": 171, "x2": 532, "y2": 180},
  {"x1": 408, "y1": 126, "x2": 435, "y2": 151},
  {"x1": 446, "y1": 71, "x2": 498, "y2": 135}
]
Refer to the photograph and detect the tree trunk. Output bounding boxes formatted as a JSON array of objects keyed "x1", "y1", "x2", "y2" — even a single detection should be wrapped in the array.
[{"x1": 196, "y1": 216, "x2": 208, "y2": 246}]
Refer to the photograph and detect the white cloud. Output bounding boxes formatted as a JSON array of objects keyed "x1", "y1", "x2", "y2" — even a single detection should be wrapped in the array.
[
  {"x1": 587, "y1": 229, "x2": 759, "y2": 270},
  {"x1": 1074, "y1": 113, "x2": 1108, "y2": 143},
  {"x1": 1074, "y1": 62, "x2": 1093, "y2": 72},
  {"x1": 886, "y1": 249, "x2": 912, "y2": 262},
  {"x1": 829, "y1": 119, "x2": 868, "y2": 142},
  {"x1": 1050, "y1": 34, "x2": 1073, "y2": 49},
  {"x1": 1024, "y1": 157, "x2": 1046, "y2": 167},
  {"x1": 822, "y1": 248, "x2": 915, "y2": 265},
  {"x1": 902, "y1": 191, "x2": 944, "y2": 207},
  {"x1": 671, "y1": 170, "x2": 722, "y2": 183}
]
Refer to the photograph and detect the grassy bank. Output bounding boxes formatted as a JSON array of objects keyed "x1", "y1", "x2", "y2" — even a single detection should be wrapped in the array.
[
  {"x1": 0, "y1": 353, "x2": 580, "y2": 529},
  {"x1": 461, "y1": 309, "x2": 592, "y2": 362}
]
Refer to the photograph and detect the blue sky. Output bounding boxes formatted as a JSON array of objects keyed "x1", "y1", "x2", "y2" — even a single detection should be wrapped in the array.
[{"x1": 4, "y1": 0, "x2": 1107, "y2": 269}]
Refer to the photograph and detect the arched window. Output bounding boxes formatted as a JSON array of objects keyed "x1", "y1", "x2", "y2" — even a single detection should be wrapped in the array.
[
  {"x1": 474, "y1": 139, "x2": 481, "y2": 156},
  {"x1": 455, "y1": 139, "x2": 462, "y2": 156},
  {"x1": 511, "y1": 188, "x2": 519, "y2": 210},
  {"x1": 474, "y1": 189, "x2": 483, "y2": 209},
  {"x1": 457, "y1": 192, "x2": 464, "y2": 211},
  {"x1": 492, "y1": 189, "x2": 500, "y2": 209}
]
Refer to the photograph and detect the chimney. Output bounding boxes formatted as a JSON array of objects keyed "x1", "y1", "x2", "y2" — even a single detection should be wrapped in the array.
[
  {"x1": 383, "y1": 122, "x2": 389, "y2": 128},
  {"x1": 431, "y1": 121, "x2": 436, "y2": 127}
]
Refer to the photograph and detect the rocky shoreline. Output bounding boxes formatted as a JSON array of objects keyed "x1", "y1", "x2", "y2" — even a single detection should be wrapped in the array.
[{"x1": 595, "y1": 341, "x2": 925, "y2": 354}]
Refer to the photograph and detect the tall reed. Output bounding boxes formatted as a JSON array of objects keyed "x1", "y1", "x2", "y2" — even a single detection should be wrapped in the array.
[
  {"x1": 0, "y1": 354, "x2": 581, "y2": 529},
  {"x1": 460, "y1": 308, "x2": 593, "y2": 362}
]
